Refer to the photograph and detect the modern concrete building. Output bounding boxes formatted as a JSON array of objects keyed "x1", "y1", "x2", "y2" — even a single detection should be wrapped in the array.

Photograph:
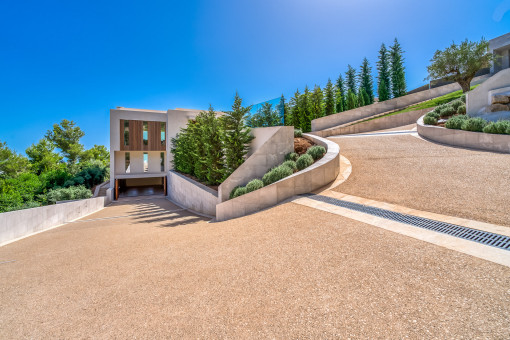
[
  {"x1": 109, "y1": 107, "x2": 213, "y2": 200},
  {"x1": 490, "y1": 32, "x2": 510, "y2": 74}
]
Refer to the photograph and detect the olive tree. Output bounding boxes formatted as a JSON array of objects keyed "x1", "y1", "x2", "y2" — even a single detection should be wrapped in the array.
[{"x1": 426, "y1": 38, "x2": 493, "y2": 93}]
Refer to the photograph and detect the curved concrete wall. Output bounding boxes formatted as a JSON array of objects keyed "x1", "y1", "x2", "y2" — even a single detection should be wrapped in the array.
[
  {"x1": 0, "y1": 196, "x2": 111, "y2": 246},
  {"x1": 215, "y1": 134, "x2": 340, "y2": 221},
  {"x1": 312, "y1": 75, "x2": 490, "y2": 132},
  {"x1": 467, "y1": 69, "x2": 510, "y2": 116},
  {"x1": 417, "y1": 116, "x2": 510, "y2": 153},
  {"x1": 218, "y1": 126, "x2": 294, "y2": 203},
  {"x1": 315, "y1": 108, "x2": 432, "y2": 137},
  {"x1": 166, "y1": 170, "x2": 218, "y2": 217}
]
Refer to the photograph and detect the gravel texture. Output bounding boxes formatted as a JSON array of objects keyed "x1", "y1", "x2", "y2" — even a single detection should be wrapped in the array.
[
  {"x1": 1, "y1": 198, "x2": 509, "y2": 338},
  {"x1": 331, "y1": 134, "x2": 510, "y2": 227}
]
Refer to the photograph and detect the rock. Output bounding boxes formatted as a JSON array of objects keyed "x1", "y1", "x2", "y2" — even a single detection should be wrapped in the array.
[
  {"x1": 491, "y1": 95, "x2": 510, "y2": 104},
  {"x1": 489, "y1": 103, "x2": 510, "y2": 112}
]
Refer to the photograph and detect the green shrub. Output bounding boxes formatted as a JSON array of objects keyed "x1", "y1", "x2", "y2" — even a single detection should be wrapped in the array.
[
  {"x1": 282, "y1": 160, "x2": 297, "y2": 172},
  {"x1": 285, "y1": 152, "x2": 299, "y2": 162},
  {"x1": 294, "y1": 129, "x2": 303, "y2": 137},
  {"x1": 229, "y1": 186, "x2": 240, "y2": 199},
  {"x1": 439, "y1": 105, "x2": 456, "y2": 118},
  {"x1": 457, "y1": 104, "x2": 466, "y2": 114},
  {"x1": 445, "y1": 115, "x2": 468, "y2": 130},
  {"x1": 306, "y1": 145, "x2": 326, "y2": 160},
  {"x1": 461, "y1": 118, "x2": 488, "y2": 132},
  {"x1": 482, "y1": 121, "x2": 510, "y2": 134},
  {"x1": 46, "y1": 185, "x2": 92, "y2": 204},
  {"x1": 433, "y1": 106, "x2": 443, "y2": 114},
  {"x1": 423, "y1": 115, "x2": 438, "y2": 125},
  {"x1": 231, "y1": 186, "x2": 247, "y2": 198},
  {"x1": 296, "y1": 154, "x2": 314, "y2": 170},
  {"x1": 450, "y1": 99, "x2": 463, "y2": 111},
  {"x1": 460, "y1": 94, "x2": 466, "y2": 103},
  {"x1": 246, "y1": 179, "x2": 264, "y2": 193},
  {"x1": 426, "y1": 111, "x2": 440, "y2": 119},
  {"x1": 262, "y1": 165, "x2": 293, "y2": 186}
]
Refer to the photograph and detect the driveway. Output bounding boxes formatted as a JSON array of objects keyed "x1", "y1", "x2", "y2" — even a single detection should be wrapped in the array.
[{"x1": 1, "y1": 197, "x2": 509, "y2": 338}]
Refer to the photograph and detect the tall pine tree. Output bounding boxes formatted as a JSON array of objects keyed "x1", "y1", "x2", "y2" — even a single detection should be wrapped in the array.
[
  {"x1": 390, "y1": 38, "x2": 407, "y2": 98},
  {"x1": 377, "y1": 43, "x2": 391, "y2": 101},
  {"x1": 276, "y1": 94, "x2": 286, "y2": 125},
  {"x1": 310, "y1": 85, "x2": 324, "y2": 120},
  {"x1": 346, "y1": 65, "x2": 357, "y2": 95},
  {"x1": 335, "y1": 74, "x2": 346, "y2": 113},
  {"x1": 201, "y1": 106, "x2": 225, "y2": 185},
  {"x1": 357, "y1": 88, "x2": 366, "y2": 107},
  {"x1": 323, "y1": 79, "x2": 335, "y2": 116},
  {"x1": 222, "y1": 93, "x2": 254, "y2": 176},
  {"x1": 359, "y1": 57, "x2": 374, "y2": 104}
]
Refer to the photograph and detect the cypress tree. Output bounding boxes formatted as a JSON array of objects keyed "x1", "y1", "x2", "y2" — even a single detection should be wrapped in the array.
[
  {"x1": 276, "y1": 94, "x2": 286, "y2": 125},
  {"x1": 359, "y1": 57, "x2": 374, "y2": 104},
  {"x1": 377, "y1": 43, "x2": 391, "y2": 101},
  {"x1": 299, "y1": 86, "x2": 312, "y2": 132},
  {"x1": 346, "y1": 65, "x2": 357, "y2": 95},
  {"x1": 357, "y1": 88, "x2": 365, "y2": 107},
  {"x1": 346, "y1": 89, "x2": 357, "y2": 110},
  {"x1": 323, "y1": 78, "x2": 335, "y2": 116},
  {"x1": 335, "y1": 74, "x2": 346, "y2": 113},
  {"x1": 310, "y1": 85, "x2": 324, "y2": 120},
  {"x1": 201, "y1": 106, "x2": 225, "y2": 185},
  {"x1": 390, "y1": 38, "x2": 407, "y2": 98},
  {"x1": 290, "y1": 90, "x2": 301, "y2": 129},
  {"x1": 222, "y1": 93, "x2": 254, "y2": 176}
]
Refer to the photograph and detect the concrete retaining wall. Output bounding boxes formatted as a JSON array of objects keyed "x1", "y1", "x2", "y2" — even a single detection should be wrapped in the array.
[
  {"x1": 467, "y1": 69, "x2": 510, "y2": 116},
  {"x1": 0, "y1": 196, "x2": 111, "y2": 246},
  {"x1": 166, "y1": 170, "x2": 218, "y2": 217},
  {"x1": 216, "y1": 134, "x2": 340, "y2": 221},
  {"x1": 314, "y1": 108, "x2": 432, "y2": 137},
  {"x1": 312, "y1": 74, "x2": 490, "y2": 132},
  {"x1": 417, "y1": 115, "x2": 510, "y2": 153},
  {"x1": 218, "y1": 126, "x2": 294, "y2": 203}
]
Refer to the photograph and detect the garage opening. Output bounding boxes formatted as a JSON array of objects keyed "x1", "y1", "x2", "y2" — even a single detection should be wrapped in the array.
[{"x1": 115, "y1": 176, "x2": 167, "y2": 199}]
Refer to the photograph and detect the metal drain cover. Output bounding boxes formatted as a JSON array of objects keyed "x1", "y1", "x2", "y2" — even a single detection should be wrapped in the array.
[{"x1": 300, "y1": 194, "x2": 510, "y2": 251}]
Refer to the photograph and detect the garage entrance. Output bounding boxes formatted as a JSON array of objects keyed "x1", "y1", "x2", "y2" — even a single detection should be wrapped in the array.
[{"x1": 114, "y1": 176, "x2": 167, "y2": 199}]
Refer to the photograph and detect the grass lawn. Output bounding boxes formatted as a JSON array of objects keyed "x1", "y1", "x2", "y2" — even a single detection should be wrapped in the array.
[{"x1": 356, "y1": 85, "x2": 478, "y2": 124}]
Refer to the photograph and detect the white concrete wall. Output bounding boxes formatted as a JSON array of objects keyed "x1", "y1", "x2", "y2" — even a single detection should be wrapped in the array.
[
  {"x1": 0, "y1": 196, "x2": 111, "y2": 246},
  {"x1": 314, "y1": 108, "x2": 432, "y2": 137},
  {"x1": 167, "y1": 171, "x2": 217, "y2": 217},
  {"x1": 417, "y1": 115, "x2": 510, "y2": 154},
  {"x1": 218, "y1": 126, "x2": 294, "y2": 203},
  {"x1": 467, "y1": 69, "x2": 510, "y2": 116},
  {"x1": 312, "y1": 75, "x2": 490, "y2": 132},
  {"x1": 216, "y1": 134, "x2": 340, "y2": 221}
]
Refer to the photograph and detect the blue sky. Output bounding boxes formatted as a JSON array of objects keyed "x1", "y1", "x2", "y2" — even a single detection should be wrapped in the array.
[{"x1": 1, "y1": 0, "x2": 509, "y2": 153}]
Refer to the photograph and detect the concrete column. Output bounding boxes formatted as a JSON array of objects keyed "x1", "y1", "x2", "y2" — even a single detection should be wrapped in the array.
[{"x1": 502, "y1": 49, "x2": 510, "y2": 70}]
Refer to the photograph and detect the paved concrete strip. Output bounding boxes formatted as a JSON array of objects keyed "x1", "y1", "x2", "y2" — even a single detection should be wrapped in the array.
[
  {"x1": 314, "y1": 155, "x2": 352, "y2": 192},
  {"x1": 329, "y1": 130, "x2": 418, "y2": 138},
  {"x1": 292, "y1": 197, "x2": 510, "y2": 268}
]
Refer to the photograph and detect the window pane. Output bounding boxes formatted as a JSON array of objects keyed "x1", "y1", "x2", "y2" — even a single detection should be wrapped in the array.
[
  {"x1": 161, "y1": 122, "x2": 166, "y2": 146},
  {"x1": 125, "y1": 152, "x2": 130, "y2": 173},
  {"x1": 124, "y1": 121, "x2": 129, "y2": 146},
  {"x1": 143, "y1": 121, "x2": 148, "y2": 146},
  {"x1": 143, "y1": 152, "x2": 148, "y2": 172},
  {"x1": 160, "y1": 152, "x2": 164, "y2": 172}
]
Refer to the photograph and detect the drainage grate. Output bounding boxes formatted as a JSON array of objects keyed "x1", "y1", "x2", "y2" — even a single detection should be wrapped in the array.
[{"x1": 300, "y1": 193, "x2": 510, "y2": 251}]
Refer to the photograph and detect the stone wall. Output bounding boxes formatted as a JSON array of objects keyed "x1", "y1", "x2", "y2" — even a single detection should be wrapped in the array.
[
  {"x1": 166, "y1": 171, "x2": 218, "y2": 217},
  {"x1": 215, "y1": 134, "x2": 340, "y2": 221},
  {"x1": 417, "y1": 115, "x2": 510, "y2": 154},
  {"x1": 0, "y1": 196, "x2": 111, "y2": 246}
]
